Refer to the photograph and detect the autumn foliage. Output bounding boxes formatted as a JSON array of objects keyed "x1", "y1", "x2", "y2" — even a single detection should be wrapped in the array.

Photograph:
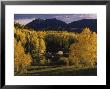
[
  {"x1": 69, "y1": 28, "x2": 97, "y2": 67},
  {"x1": 14, "y1": 38, "x2": 32, "y2": 73},
  {"x1": 14, "y1": 24, "x2": 97, "y2": 74}
]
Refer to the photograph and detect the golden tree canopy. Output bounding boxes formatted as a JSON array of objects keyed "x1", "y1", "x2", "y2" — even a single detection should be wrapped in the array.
[{"x1": 69, "y1": 28, "x2": 97, "y2": 67}]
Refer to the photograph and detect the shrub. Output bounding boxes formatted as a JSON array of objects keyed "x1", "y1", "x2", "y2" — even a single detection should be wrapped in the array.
[
  {"x1": 68, "y1": 57, "x2": 73, "y2": 65},
  {"x1": 39, "y1": 56, "x2": 47, "y2": 65},
  {"x1": 40, "y1": 59, "x2": 47, "y2": 65},
  {"x1": 57, "y1": 57, "x2": 69, "y2": 66}
]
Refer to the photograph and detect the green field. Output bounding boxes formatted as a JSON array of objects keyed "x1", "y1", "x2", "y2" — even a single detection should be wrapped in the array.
[{"x1": 15, "y1": 66, "x2": 97, "y2": 76}]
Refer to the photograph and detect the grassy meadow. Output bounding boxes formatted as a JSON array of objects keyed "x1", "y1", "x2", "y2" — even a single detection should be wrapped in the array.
[{"x1": 15, "y1": 65, "x2": 97, "y2": 76}]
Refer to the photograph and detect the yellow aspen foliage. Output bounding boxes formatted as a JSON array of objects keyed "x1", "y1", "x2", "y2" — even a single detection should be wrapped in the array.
[
  {"x1": 30, "y1": 32, "x2": 39, "y2": 64},
  {"x1": 38, "y1": 38, "x2": 46, "y2": 54},
  {"x1": 69, "y1": 28, "x2": 97, "y2": 67},
  {"x1": 14, "y1": 38, "x2": 32, "y2": 73}
]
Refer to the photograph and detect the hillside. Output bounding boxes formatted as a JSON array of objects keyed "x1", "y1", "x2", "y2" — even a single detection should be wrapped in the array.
[
  {"x1": 25, "y1": 18, "x2": 67, "y2": 31},
  {"x1": 68, "y1": 19, "x2": 97, "y2": 32},
  {"x1": 24, "y1": 18, "x2": 97, "y2": 32}
]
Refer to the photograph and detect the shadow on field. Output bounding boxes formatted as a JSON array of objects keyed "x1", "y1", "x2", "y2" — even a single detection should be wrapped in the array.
[{"x1": 15, "y1": 66, "x2": 97, "y2": 76}]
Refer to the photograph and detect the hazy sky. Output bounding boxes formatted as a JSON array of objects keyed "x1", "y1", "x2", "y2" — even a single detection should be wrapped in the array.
[{"x1": 14, "y1": 14, "x2": 97, "y2": 25}]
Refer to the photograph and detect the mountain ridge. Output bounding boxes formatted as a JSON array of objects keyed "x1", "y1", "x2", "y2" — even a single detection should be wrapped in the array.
[{"x1": 24, "y1": 18, "x2": 97, "y2": 32}]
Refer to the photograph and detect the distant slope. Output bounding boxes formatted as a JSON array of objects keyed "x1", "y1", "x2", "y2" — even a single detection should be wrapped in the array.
[
  {"x1": 25, "y1": 18, "x2": 67, "y2": 31},
  {"x1": 25, "y1": 18, "x2": 97, "y2": 32},
  {"x1": 68, "y1": 19, "x2": 97, "y2": 32}
]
